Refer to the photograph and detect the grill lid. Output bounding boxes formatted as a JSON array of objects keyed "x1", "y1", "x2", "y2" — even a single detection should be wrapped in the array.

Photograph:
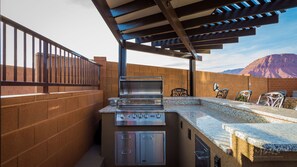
[{"x1": 118, "y1": 76, "x2": 163, "y2": 110}]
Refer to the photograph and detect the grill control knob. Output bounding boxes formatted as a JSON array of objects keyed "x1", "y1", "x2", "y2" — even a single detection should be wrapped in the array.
[
  {"x1": 156, "y1": 114, "x2": 161, "y2": 118},
  {"x1": 132, "y1": 114, "x2": 136, "y2": 119},
  {"x1": 144, "y1": 114, "x2": 148, "y2": 119},
  {"x1": 139, "y1": 114, "x2": 142, "y2": 118}
]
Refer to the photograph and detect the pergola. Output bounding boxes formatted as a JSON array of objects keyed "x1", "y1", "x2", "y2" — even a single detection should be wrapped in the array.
[{"x1": 92, "y1": 0, "x2": 297, "y2": 95}]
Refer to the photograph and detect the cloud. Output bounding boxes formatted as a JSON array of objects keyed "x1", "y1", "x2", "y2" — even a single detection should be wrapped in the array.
[{"x1": 68, "y1": 0, "x2": 93, "y2": 8}]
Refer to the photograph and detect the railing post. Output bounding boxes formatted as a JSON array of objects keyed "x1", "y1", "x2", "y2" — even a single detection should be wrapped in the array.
[{"x1": 43, "y1": 41, "x2": 49, "y2": 93}]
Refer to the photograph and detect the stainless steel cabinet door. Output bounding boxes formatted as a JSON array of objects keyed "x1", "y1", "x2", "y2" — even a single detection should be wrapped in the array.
[
  {"x1": 115, "y1": 132, "x2": 136, "y2": 165},
  {"x1": 139, "y1": 132, "x2": 165, "y2": 165}
]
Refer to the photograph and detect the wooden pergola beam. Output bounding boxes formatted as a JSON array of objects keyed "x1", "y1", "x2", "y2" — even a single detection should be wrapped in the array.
[
  {"x1": 123, "y1": 0, "x2": 297, "y2": 40},
  {"x1": 138, "y1": 15, "x2": 278, "y2": 43},
  {"x1": 118, "y1": 0, "x2": 244, "y2": 31},
  {"x1": 175, "y1": 45, "x2": 223, "y2": 51},
  {"x1": 180, "y1": 49, "x2": 211, "y2": 54},
  {"x1": 163, "y1": 38, "x2": 238, "y2": 49},
  {"x1": 92, "y1": 0, "x2": 123, "y2": 45},
  {"x1": 154, "y1": 0, "x2": 198, "y2": 59},
  {"x1": 154, "y1": 28, "x2": 256, "y2": 46},
  {"x1": 110, "y1": 0, "x2": 156, "y2": 17},
  {"x1": 125, "y1": 42, "x2": 202, "y2": 61}
]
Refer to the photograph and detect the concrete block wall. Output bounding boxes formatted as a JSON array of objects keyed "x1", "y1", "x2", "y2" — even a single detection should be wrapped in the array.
[
  {"x1": 249, "y1": 76, "x2": 268, "y2": 102},
  {"x1": 1, "y1": 90, "x2": 103, "y2": 167},
  {"x1": 94, "y1": 58, "x2": 297, "y2": 104},
  {"x1": 195, "y1": 71, "x2": 249, "y2": 100},
  {"x1": 101, "y1": 61, "x2": 188, "y2": 104},
  {"x1": 268, "y1": 78, "x2": 297, "y2": 97}
]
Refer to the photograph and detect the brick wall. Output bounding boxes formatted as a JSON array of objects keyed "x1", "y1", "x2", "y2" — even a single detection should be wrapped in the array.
[{"x1": 1, "y1": 90, "x2": 103, "y2": 167}]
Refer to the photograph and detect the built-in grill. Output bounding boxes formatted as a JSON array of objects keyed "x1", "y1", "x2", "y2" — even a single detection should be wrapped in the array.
[
  {"x1": 115, "y1": 76, "x2": 166, "y2": 126},
  {"x1": 115, "y1": 76, "x2": 166, "y2": 166}
]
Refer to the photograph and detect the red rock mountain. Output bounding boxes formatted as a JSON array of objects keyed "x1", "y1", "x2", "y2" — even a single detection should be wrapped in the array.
[{"x1": 240, "y1": 54, "x2": 297, "y2": 78}]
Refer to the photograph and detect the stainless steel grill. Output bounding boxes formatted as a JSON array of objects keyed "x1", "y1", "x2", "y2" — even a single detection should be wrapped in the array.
[{"x1": 115, "y1": 76, "x2": 166, "y2": 126}]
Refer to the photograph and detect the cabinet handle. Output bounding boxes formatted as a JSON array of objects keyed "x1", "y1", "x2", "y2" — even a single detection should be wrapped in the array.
[
  {"x1": 121, "y1": 136, "x2": 131, "y2": 140},
  {"x1": 196, "y1": 155, "x2": 210, "y2": 160},
  {"x1": 121, "y1": 150, "x2": 132, "y2": 155}
]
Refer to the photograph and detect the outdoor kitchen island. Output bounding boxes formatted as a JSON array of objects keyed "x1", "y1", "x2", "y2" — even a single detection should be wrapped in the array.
[{"x1": 99, "y1": 97, "x2": 297, "y2": 167}]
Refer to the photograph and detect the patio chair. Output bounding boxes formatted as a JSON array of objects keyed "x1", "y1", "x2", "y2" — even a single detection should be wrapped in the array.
[
  {"x1": 216, "y1": 88, "x2": 229, "y2": 99},
  {"x1": 256, "y1": 92, "x2": 285, "y2": 108},
  {"x1": 235, "y1": 90, "x2": 252, "y2": 102},
  {"x1": 170, "y1": 88, "x2": 188, "y2": 97},
  {"x1": 278, "y1": 90, "x2": 287, "y2": 97}
]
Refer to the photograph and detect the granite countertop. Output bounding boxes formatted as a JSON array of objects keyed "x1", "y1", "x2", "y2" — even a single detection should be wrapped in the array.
[
  {"x1": 202, "y1": 98, "x2": 297, "y2": 123},
  {"x1": 99, "y1": 97, "x2": 297, "y2": 153},
  {"x1": 223, "y1": 123, "x2": 297, "y2": 152},
  {"x1": 166, "y1": 105, "x2": 232, "y2": 154}
]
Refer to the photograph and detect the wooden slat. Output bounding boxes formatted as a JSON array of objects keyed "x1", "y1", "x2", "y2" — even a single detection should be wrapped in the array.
[
  {"x1": 92, "y1": 0, "x2": 123, "y2": 45},
  {"x1": 110, "y1": 0, "x2": 156, "y2": 17},
  {"x1": 179, "y1": 49, "x2": 211, "y2": 54},
  {"x1": 174, "y1": 45, "x2": 223, "y2": 51},
  {"x1": 125, "y1": 42, "x2": 202, "y2": 61},
  {"x1": 118, "y1": 0, "x2": 245, "y2": 31},
  {"x1": 154, "y1": 28, "x2": 255, "y2": 46},
  {"x1": 154, "y1": 0, "x2": 197, "y2": 59},
  {"x1": 124, "y1": 0, "x2": 297, "y2": 40},
  {"x1": 138, "y1": 15, "x2": 278, "y2": 43},
  {"x1": 164, "y1": 38, "x2": 238, "y2": 49}
]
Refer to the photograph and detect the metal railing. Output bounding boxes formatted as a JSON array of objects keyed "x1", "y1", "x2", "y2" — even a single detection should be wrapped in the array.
[{"x1": 0, "y1": 15, "x2": 100, "y2": 93}]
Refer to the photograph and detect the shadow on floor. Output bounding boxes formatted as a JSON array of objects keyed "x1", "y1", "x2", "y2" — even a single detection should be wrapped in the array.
[{"x1": 74, "y1": 145, "x2": 104, "y2": 167}]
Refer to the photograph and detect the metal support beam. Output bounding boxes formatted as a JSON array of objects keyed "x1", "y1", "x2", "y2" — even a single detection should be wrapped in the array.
[
  {"x1": 189, "y1": 58, "x2": 196, "y2": 96},
  {"x1": 118, "y1": 41, "x2": 127, "y2": 78}
]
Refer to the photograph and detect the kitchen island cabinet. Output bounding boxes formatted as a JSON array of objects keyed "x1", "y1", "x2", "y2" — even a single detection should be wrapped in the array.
[{"x1": 99, "y1": 97, "x2": 297, "y2": 167}]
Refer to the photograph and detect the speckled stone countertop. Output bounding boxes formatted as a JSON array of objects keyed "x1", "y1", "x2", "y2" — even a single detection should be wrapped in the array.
[
  {"x1": 100, "y1": 97, "x2": 297, "y2": 153},
  {"x1": 166, "y1": 105, "x2": 232, "y2": 154},
  {"x1": 201, "y1": 98, "x2": 297, "y2": 123},
  {"x1": 223, "y1": 123, "x2": 297, "y2": 152}
]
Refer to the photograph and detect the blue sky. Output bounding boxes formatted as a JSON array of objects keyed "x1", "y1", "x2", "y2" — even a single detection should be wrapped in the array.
[
  {"x1": 2, "y1": 0, "x2": 297, "y2": 72},
  {"x1": 197, "y1": 8, "x2": 297, "y2": 72}
]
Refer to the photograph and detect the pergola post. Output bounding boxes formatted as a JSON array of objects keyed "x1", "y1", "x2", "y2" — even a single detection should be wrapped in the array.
[
  {"x1": 118, "y1": 41, "x2": 127, "y2": 78},
  {"x1": 189, "y1": 58, "x2": 196, "y2": 96}
]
